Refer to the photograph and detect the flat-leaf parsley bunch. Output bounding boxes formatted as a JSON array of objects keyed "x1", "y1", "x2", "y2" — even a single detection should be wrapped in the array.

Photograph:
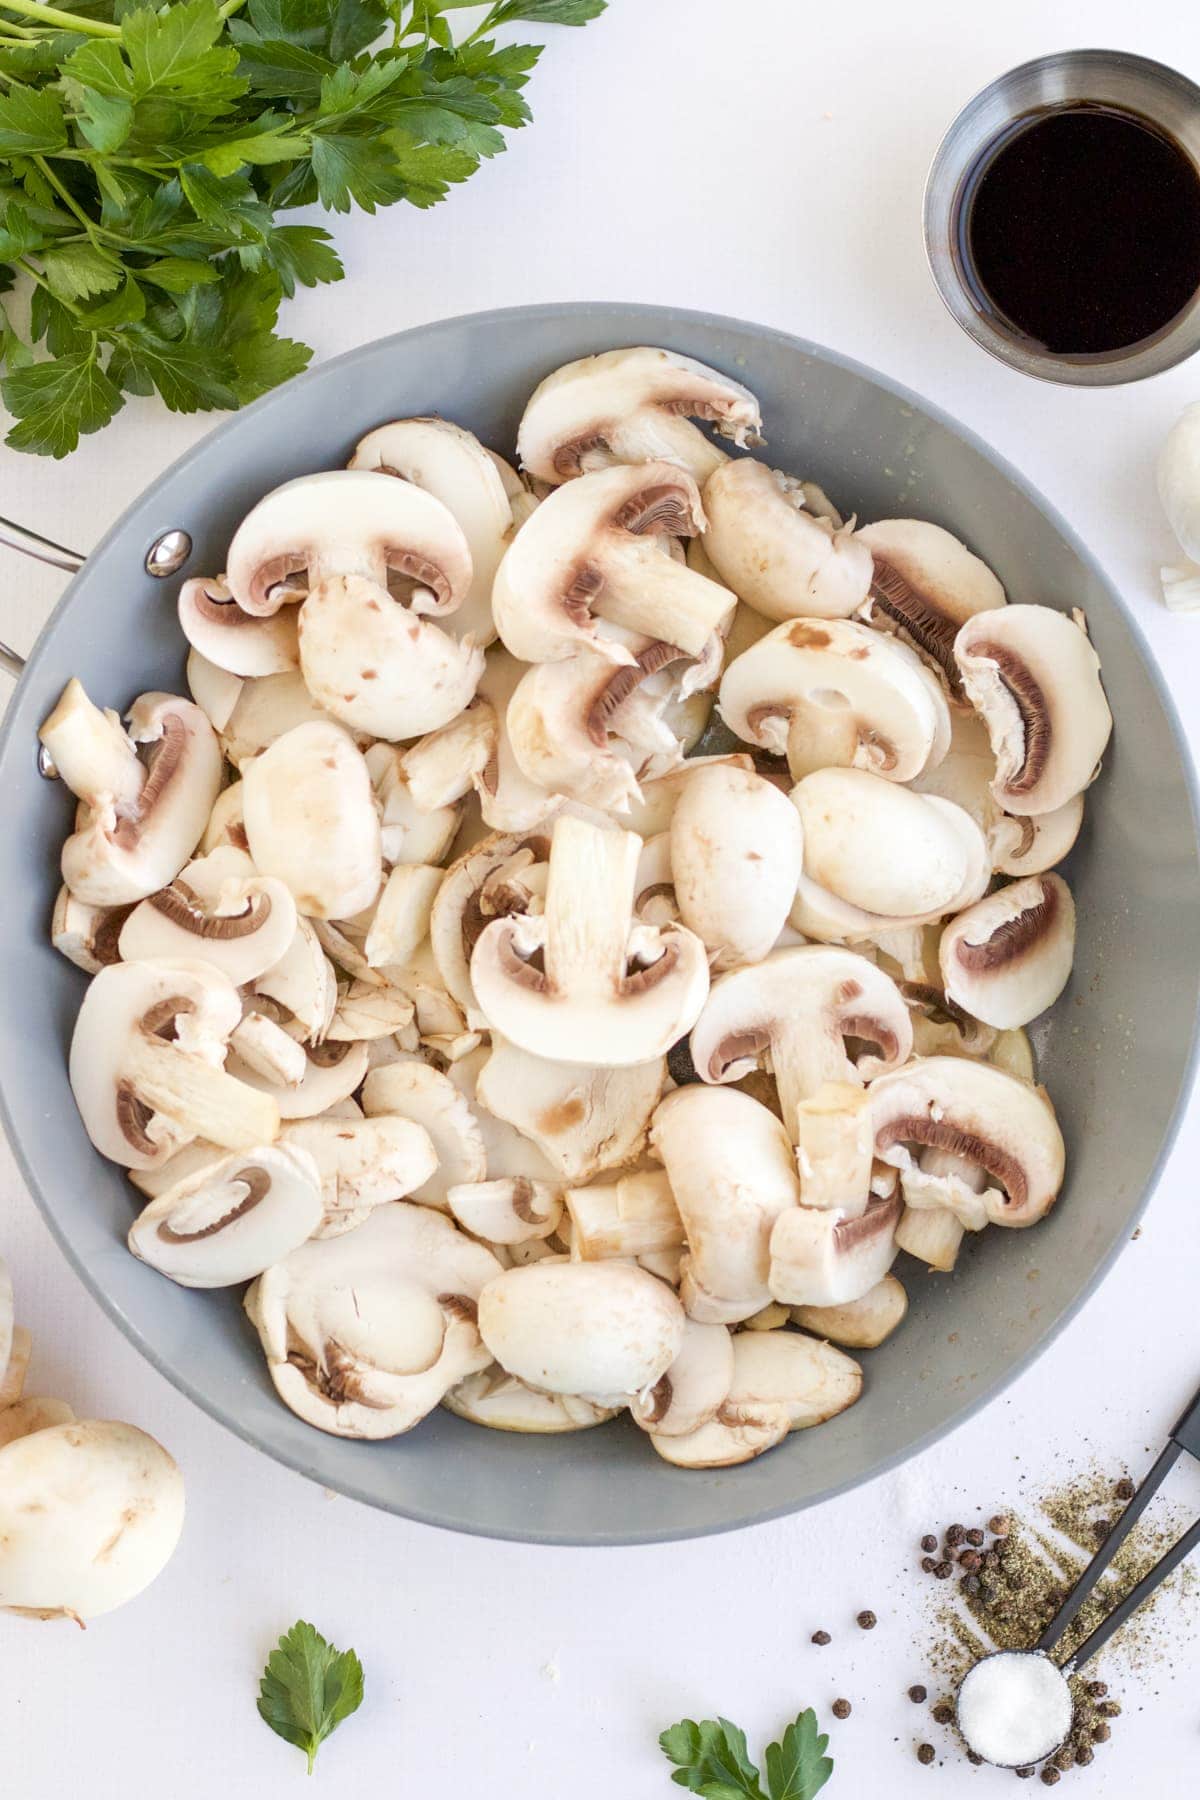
[{"x1": 0, "y1": 0, "x2": 605, "y2": 455}]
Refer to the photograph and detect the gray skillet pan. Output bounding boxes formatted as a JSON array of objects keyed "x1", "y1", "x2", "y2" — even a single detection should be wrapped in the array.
[{"x1": 1, "y1": 302, "x2": 1198, "y2": 1544}]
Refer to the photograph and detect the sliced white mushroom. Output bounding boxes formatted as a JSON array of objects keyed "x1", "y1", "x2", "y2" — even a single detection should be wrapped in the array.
[
  {"x1": 702, "y1": 459, "x2": 873, "y2": 620},
  {"x1": 565, "y1": 1168, "x2": 684, "y2": 1260},
  {"x1": 622, "y1": 753, "x2": 756, "y2": 837},
  {"x1": 326, "y1": 979, "x2": 415, "y2": 1042},
  {"x1": 870, "y1": 1056, "x2": 1065, "y2": 1229},
  {"x1": 128, "y1": 1143, "x2": 323, "y2": 1287},
  {"x1": 0, "y1": 1327, "x2": 32, "y2": 1411},
  {"x1": 649, "y1": 1328, "x2": 860, "y2": 1467},
  {"x1": 792, "y1": 1081, "x2": 874, "y2": 1213},
  {"x1": 246, "y1": 1202, "x2": 500, "y2": 1438},
  {"x1": 362, "y1": 1061, "x2": 487, "y2": 1211},
  {"x1": 632, "y1": 1318, "x2": 734, "y2": 1437},
  {"x1": 471, "y1": 815, "x2": 709, "y2": 1065},
  {"x1": 253, "y1": 914, "x2": 337, "y2": 1041},
  {"x1": 517, "y1": 346, "x2": 761, "y2": 486},
  {"x1": 689, "y1": 945, "x2": 911, "y2": 1139},
  {"x1": 648, "y1": 1402, "x2": 789, "y2": 1468},
  {"x1": 430, "y1": 827, "x2": 554, "y2": 1021},
  {"x1": 229, "y1": 1008, "x2": 308, "y2": 1087},
  {"x1": 446, "y1": 1177, "x2": 563, "y2": 1245},
  {"x1": 118, "y1": 848, "x2": 297, "y2": 983},
  {"x1": 940, "y1": 873, "x2": 1075, "y2": 1028},
  {"x1": 894, "y1": 1194, "x2": 969, "y2": 1272},
  {"x1": 228, "y1": 1037, "x2": 369, "y2": 1121},
  {"x1": 493, "y1": 462, "x2": 734, "y2": 664},
  {"x1": 719, "y1": 616, "x2": 951, "y2": 783},
  {"x1": 670, "y1": 763, "x2": 804, "y2": 970},
  {"x1": 243, "y1": 720, "x2": 382, "y2": 920},
  {"x1": 361, "y1": 864, "x2": 444, "y2": 973},
  {"x1": 504, "y1": 647, "x2": 643, "y2": 813},
  {"x1": 472, "y1": 647, "x2": 564, "y2": 831},
  {"x1": 475, "y1": 1035, "x2": 664, "y2": 1184},
  {"x1": 955, "y1": 604, "x2": 1113, "y2": 815},
  {"x1": 70, "y1": 959, "x2": 279, "y2": 1168},
  {"x1": 51, "y1": 886, "x2": 131, "y2": 973},
  {"x1": 652, "y1": 1085, "x2": 801, "y2": 1323},
  {"x1": 990, "y1": 796, "x2": 1084, "y2": 877},
  {"x1": 200, "y1": 780, "x2": 248, "y2": 854},
  {"x1": 791, "y1": 1273, "x2": 908, "y2": 1348},
  {"x1": 45, "y1": 686, "x2": 223, "y2": 908},
  {"x1": 186, "y1": 646, "x2": 244, "y2": 732},
  {"x1": 443, "y1": 1368, "x2": 615, "y2": 1433},
  {"x1": 791, "y1": 768, "x2": 972, "y2": 919},
  {"x1": 218, "y1": 670, "x2": 342, "y2": 769},
  {"x1": 400, "y1": 701, "x2": 498, "y2": 810},
  {"x1": 350, "y1": 417, "x2": 512, "y2": 645},
  {"x1": 0, "y1": 1421, "x2": 184, "y2": 1621},
  {"x1": 856, "y1": 518, "x2": 1006, "y2": 698},
  {"x1": 363, "y1": 742, "x2": 461, "y2": 867},
  {"x1": 768, "y1": 1188, "x2": 901, "y2": 1307},
  {"x1": 477, "y1": 1260, "x2": 684, "y2": 1405},
  {"x1": 280, "y1": 1114, "x2": 437, "y2": 1233},
  {"x1": 0, "y1": 1397, "x2": 77, "y2": 1451},
  {"x1": 178, "y1": 575, "x2": 299, "y2": 677},
  {"x1": 126, "y1": 1138, "x2": 225, "y2": 1200}
]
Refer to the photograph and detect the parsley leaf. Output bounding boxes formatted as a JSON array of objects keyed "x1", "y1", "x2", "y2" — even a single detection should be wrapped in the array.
[
  {"x1": 3, "y1": 349, "x2": 123, "y2": 456},
  {"x1": 660, "y1": 1710, "x2": 834, "y2": 1800},
  {"x1": 257, "y1": 1619, "x2": 365, "y2": 1775}
]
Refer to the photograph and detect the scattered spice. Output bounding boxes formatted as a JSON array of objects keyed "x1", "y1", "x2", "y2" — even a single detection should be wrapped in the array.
[
  {"x1": 917, "y1": 1743, "x2": 935, "y2": 1764},
  {"x1": 908, "y1": 1685, "x2": 928, "y2": 1704},
  {"x1": 967, "y1": 1749, "x2": 984, "y2": 1765},
  {"x1": 811, "y1": 1630, "x2": 831, "y2": 1646},
  {"x1": 856, "y1": 1610, "x2": 877, "y2": 1631},
  {"x1": 832, "y1": 1698, "x2": 851, "y2": 1720}
]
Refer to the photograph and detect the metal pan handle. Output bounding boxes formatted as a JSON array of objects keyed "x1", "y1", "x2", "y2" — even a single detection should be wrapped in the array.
[{"x1": 0, "y1": 514, "x2": 87, "y2": 679}]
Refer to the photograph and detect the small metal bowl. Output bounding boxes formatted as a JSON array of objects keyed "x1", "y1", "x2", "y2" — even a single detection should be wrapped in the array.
[{"x1": 924, "y1": 49, "x2": 1200, "y2": 385}]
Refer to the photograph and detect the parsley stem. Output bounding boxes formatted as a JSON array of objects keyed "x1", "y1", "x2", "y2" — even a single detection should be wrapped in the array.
[
  {"x1": 33, "y1": 154, "x2": 103, "y2": 244},
  {"x1": 217, "y1": 0, "x2": 247, "y2": 17},
  {"x1": 0, "y1": 0, "x2": 121, "y2": 36}
]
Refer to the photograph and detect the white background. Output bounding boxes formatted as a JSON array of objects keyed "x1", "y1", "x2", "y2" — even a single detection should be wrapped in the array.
[{"x1": 3, "y1": 1, "x2": 1200, "y2": 1793}]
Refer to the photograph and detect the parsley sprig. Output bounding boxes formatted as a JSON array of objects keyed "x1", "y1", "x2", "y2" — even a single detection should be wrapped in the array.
[
  {"x1": 0, "y1": 0, "x2": 605, "y2": 455},
  {"x1": 257, "y1": 1618, "x2": 365, "y2": 1774},
  {"x1": 660, "y1": 1708, "x2": 835, "y2": 1800}
]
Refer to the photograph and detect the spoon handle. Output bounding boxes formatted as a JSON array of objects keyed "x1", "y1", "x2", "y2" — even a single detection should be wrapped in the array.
[{"x1": 1065, "y1": 1513, "x2": 1200, "y2": 1672}]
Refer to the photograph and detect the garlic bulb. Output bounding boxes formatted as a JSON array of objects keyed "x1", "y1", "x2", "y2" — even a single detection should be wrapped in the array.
[{"x1": 1158, "y1": 402, "x2": 1200, "y2": 611}]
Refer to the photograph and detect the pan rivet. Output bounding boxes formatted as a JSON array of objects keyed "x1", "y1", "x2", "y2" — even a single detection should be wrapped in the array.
[
  {"x1": 37, "y1": 744, "x2": 59, "y2": 780},
  {"x1": 145, "y1": 529, "x2": 192, "y2": 578}
]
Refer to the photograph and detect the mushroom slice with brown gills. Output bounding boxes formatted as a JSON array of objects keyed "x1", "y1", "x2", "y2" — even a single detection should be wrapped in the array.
[
  {"x1": 870, "y1": 1055, "x2": 1065, "y2": 1230},
  {"x1": 243, "y1": 720, "x2": 382, "y2": 921},
  {"x1": 990, "y1": 795, "x2": 1084, "y2": 877},
  {"x1": 477, "y1": 1260, "x2": 684, "y2": 1405},
  {"x1": 350, "y1": 417, "x2": 512, "y2": 647},
  {"x1": 475, "y1": 1035, "x2": 665, "y2": 1184},
  {"x1": 41, "y1": 683, "x2": 223, "y2": 908},
  {"x1": 446, "y1": 1178, "x2": 563, "y2": 1245},
  {"x1": 253, "y1": 915, "x2": 337, "y2": 1042},
  {"x1": 768, "y1": 1186, "x2": 902, "y2": 1307},
  {"x1": 855, "y1": 518, "x2": 1007, "y2": 699},
  {"x1": 472, "y1": 647, "x2": 563, "y2": 833},
  {"x1": 443, "y1": 1368, "x2": 615, "y2": 1433},
  {"x1": 51, "y1": 887, "x2": 133, "y2": 973},
  {"x1": 670, "y1": 763, "x2": 804, "y2": 971},
  {"x1": 689, "y1": 944, "x2": 911, "y2": 1141},
  {"x1": 200, "y1": 781, "x2": 247, "y2": 856},
  {"x1": 791, "y1": 768, "x2": 973, "y2": 921},
  {"x1": 632, "y1": 1318, "x2": 734, "y2": 1438},
  {"x1": 566, "y1": 1167, "x2": 683, "y2": 1261},
  {"x1": 939, "y1": 872, "x2": 1075, "y2": 1029},
  {"x1": 362, "y1": 1061, "x2": 487, "y2": 1212},
  {"x1": 69, "y1": 958, "x2": 279, "y2": 1169},
  {"x1": 719, "y1": 617, "x2": 951, "y2": 783},
  {"x1": 504, "y1": 644, "x2": 665, "y2": 814},
  {"x1": 492, "y1": 462, "x2": 734, "y2": 665},
  {"x1": 701, "y1": 459, "x2": 874, "y2": 620},
  {"x1": 649, "y1": 1329, "x2": 861, "y2": 1468},
  {"x1": 119, "y1": 846, "x2": 298, "y2": 984},
  {"x1": 128, "y1": 1143, "x2": 323, "y2": 1287},
  {"x1": 228, "y1": 1037, "x2": 369, "y2": 1121},
  {"x1": 791, "y1": 1273, "x2": 908, "y2": 1348},
  {"x1": 517, "y1": 345, "x2": 761, "y2": 487},
  {"x1": 177, "y1": 575, "x2": 299, "y2": 677},
  {"x1": 245, "y1": 1202, "x2": 502, "y2": 1439},
  {"x1": 280, "y1": 1114, "x2": 437, "y2": 1236},
  {"x1": 471, "y1": 814, "x2": 710, "y2": 1065},
  {"x1": 955, "y1": 603, "x2": 1113, "y2": 815},
  {"x1": 429, "y1": 827, "x2": 554, "y2": 1023},
  {"x1": 652, "y1": 1085, "x2": 801, "y2": 1323}
]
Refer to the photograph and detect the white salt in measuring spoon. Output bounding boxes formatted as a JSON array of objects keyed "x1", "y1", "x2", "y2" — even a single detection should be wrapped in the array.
[{"x1": 956, "y1": 1380, "x2": 1200, "y2": 1768}]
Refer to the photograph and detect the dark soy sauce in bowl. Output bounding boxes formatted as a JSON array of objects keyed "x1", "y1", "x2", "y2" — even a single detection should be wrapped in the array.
[{"x1": 962, "y1": 104, "x2": 1200, "y2": 356}]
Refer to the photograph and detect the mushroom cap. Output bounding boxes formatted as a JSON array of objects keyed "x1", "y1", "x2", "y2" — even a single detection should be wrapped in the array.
[
  {"x1": 670, "y1": 762, "x2": 805, "y2": 970},
  {"x1": 61, "y1": 693, "x2": 223, "y2": 908},
  {"x1": 242, "y1": 720, "x2": 382, "y2": 920},
  {"x1": 724, "y1": 1328, "x2": 863, "y2": 1427},
  {"x1": 475, "y1": 1035, "x2": 665, "y2": 1184},
  {"x1": 856, "y1": 518, "x2": 1007, "y2": 698},
  {"x1": 505, "y1": 649, "x2": 643, "y2": 815},
  {"x1": 362, "y1": 1061, "x2": 488, "y2": 1211},
  {"x1": 767, "y1": 1190, "x2": 901, "y2": 1308},
  {"x1": 279, "y1": 1113, "x2": 438, "y2": 1228},
  {"x1": 298, "y1": 573, "x2": 484, "y2": 741},
  {"x1": 939, "y1": 873, "x2": 1076, "y2": 1029},
  {"x1": 869, "y1": 1055, "x2": 1065, "y2": 1227},
  {"x1": 178, "y1": 577, "x2": 299, "y2": 678},
  {"x1": 651, "y1": 1084, "x2": 801, "y2": 1324},
  {"x1": 119, "y1": 848, "x2": 298, "y2": 984},
  {"x1": 225, "y1": 469, "x2": 472, "y2": 618},
  {"x1": 719, "y1": 616, "x2": 951, "y2": 783},
  {"x1": 442, "y1": 1369, "x2": 615, "y2": 1433},
  {"x1": 632, "y1": 1317, "x2": 734, "y2": 1437},
  {"x1": 470, "y1": 816, "x2": 710, "y2": 1066},
  {"x1": 492, "y1": 461, "x2": 732, "y2": 664},
  {"x1": 791, "y1": 767, "x2": 971, "y2": 917},
  {"x1": 0, "y1": 1396, "x2": 75, "y2": 1451},
  {"x1": 0, "y1": 1420, "x2": 184, "y2": 1619},
  {"x1": 477, "y1": 1260, "x2": 685, "y2": 1403},
  {"x1": 253, "y1": 914, "x2": 336, "y2": 1039},
  {"x1": 128, "y1": 1143, "x2": 323, "y2": 1287},
  {"x1": 621, "y1": 753, "x2": 755, "y2": 838},
  {"x1": 701, "y1": 459, "x2": 873, "y2": 621},
  {"x1": 954, "y1": 604, "x2": 1113, "y2": 815},
  {"x1": 248, "y1": 1202, "x2": 501, "y2": 1439},
  {"x1": 517, "y1": 345, "x2": 761, "y2": 485},
  {"x1": 350, "y1": 417, "x2": 511, "y2": 646}
]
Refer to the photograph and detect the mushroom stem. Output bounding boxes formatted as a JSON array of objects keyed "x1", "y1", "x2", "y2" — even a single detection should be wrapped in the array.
[
  {"x1": 38, "y1": 679, "x2": 145, "y2": 809},
  {"x1": 124, "y1": 1034, "x2": 280, "y2": 1151},
  {"x1": 793, "y1": 1082, "x2": 873, "y2": 1213},
  {"x1": 894, "y1": 1203, "x2": 964, "y2": 1272},
  {"x1": 770, "y1": 1015, "x2": 857, "y2": 1143},
  {"x1": 598, "y1": 539, "x2": 733, "y2": 656},
  {"x1": 541, "y1": 815, "x2": 640, "y2": 996}
]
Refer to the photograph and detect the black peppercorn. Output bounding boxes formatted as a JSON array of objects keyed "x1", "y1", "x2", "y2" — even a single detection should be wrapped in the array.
[
  {"x1": 1053, "y1": 1746, "x2": 1075, "y2": 1771},
  {"x1": 908, "y1": 1685, "x2": 927, "y2": 1704},
  {"x1": 933, "y1": 1560, "x2": 953, "y2": 1579},
  {"x1": 856, "y1": 1610, "x2": 876, "y2": 1630},
  {"x1": 1115, "y1": 1477, "x2": 1134, "y2": 1501},
  {"x1": 811, "y1": 1630, "x2": 831, "y2": 1646},
  {"x1": 1076, "y1": 1744, "x2": 1094, "y2": 1767},
  {"x1": 1015, "y1": 1767, "x2": 1035, "y2": 1780},
  {"x1": 920, "y1": 1534, "x2": 938, "y2": 1553},
  {"x1": 1098, "y1": 1699, "x2": 1121, "y2": 1717},
  {"x1": 963, "y1": 1575, "x2": 981, "y2": 1595},
  {"x1": 1086, "y1": 1680, "x2": 1107, "y2": 1698},
  {"x1": 966, "y1": 1527, "x2": 985, "y2": 1546},
  {"x1": 917, "y1": 1743, "x2": 935, "y2": 1765},
  {"x1": 1093, "y1": 1518, "x2": 1111, "y2": 1542},
  {"x1": 945, "y1": 1523, "x2": 965, "y2": 1547},
  {"x1": 959, "y1": 1549, "x2": 982, "y2": 1571},
  {"x1": 921, "y1": 1556, "x2": 937, "y2": 1573},
  {"x1": 967, "y1": 1751, "x2": 984, "y2": 1765},
  {"x1": 989, "y1": 1514, "x2": 1010, "y2": 1536},
  {"x1": 1093, "y1": 1722, "x2": 1111, "y2": 1743},
  {"x1": 931, "y1": 1702, "x2": 955, "y2": 1725},
  {"x1": 832, "y1": 1699, "x2": 851, "y2": 1720},
  {"x1": 1040, "y1": 1770, "x2": 1061, "y2": 1787}
]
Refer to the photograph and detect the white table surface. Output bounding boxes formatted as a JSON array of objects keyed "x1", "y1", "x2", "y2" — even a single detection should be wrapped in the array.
[{"x1": 4, "y1": 1, "x2": 1200, "y2": 1793}]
